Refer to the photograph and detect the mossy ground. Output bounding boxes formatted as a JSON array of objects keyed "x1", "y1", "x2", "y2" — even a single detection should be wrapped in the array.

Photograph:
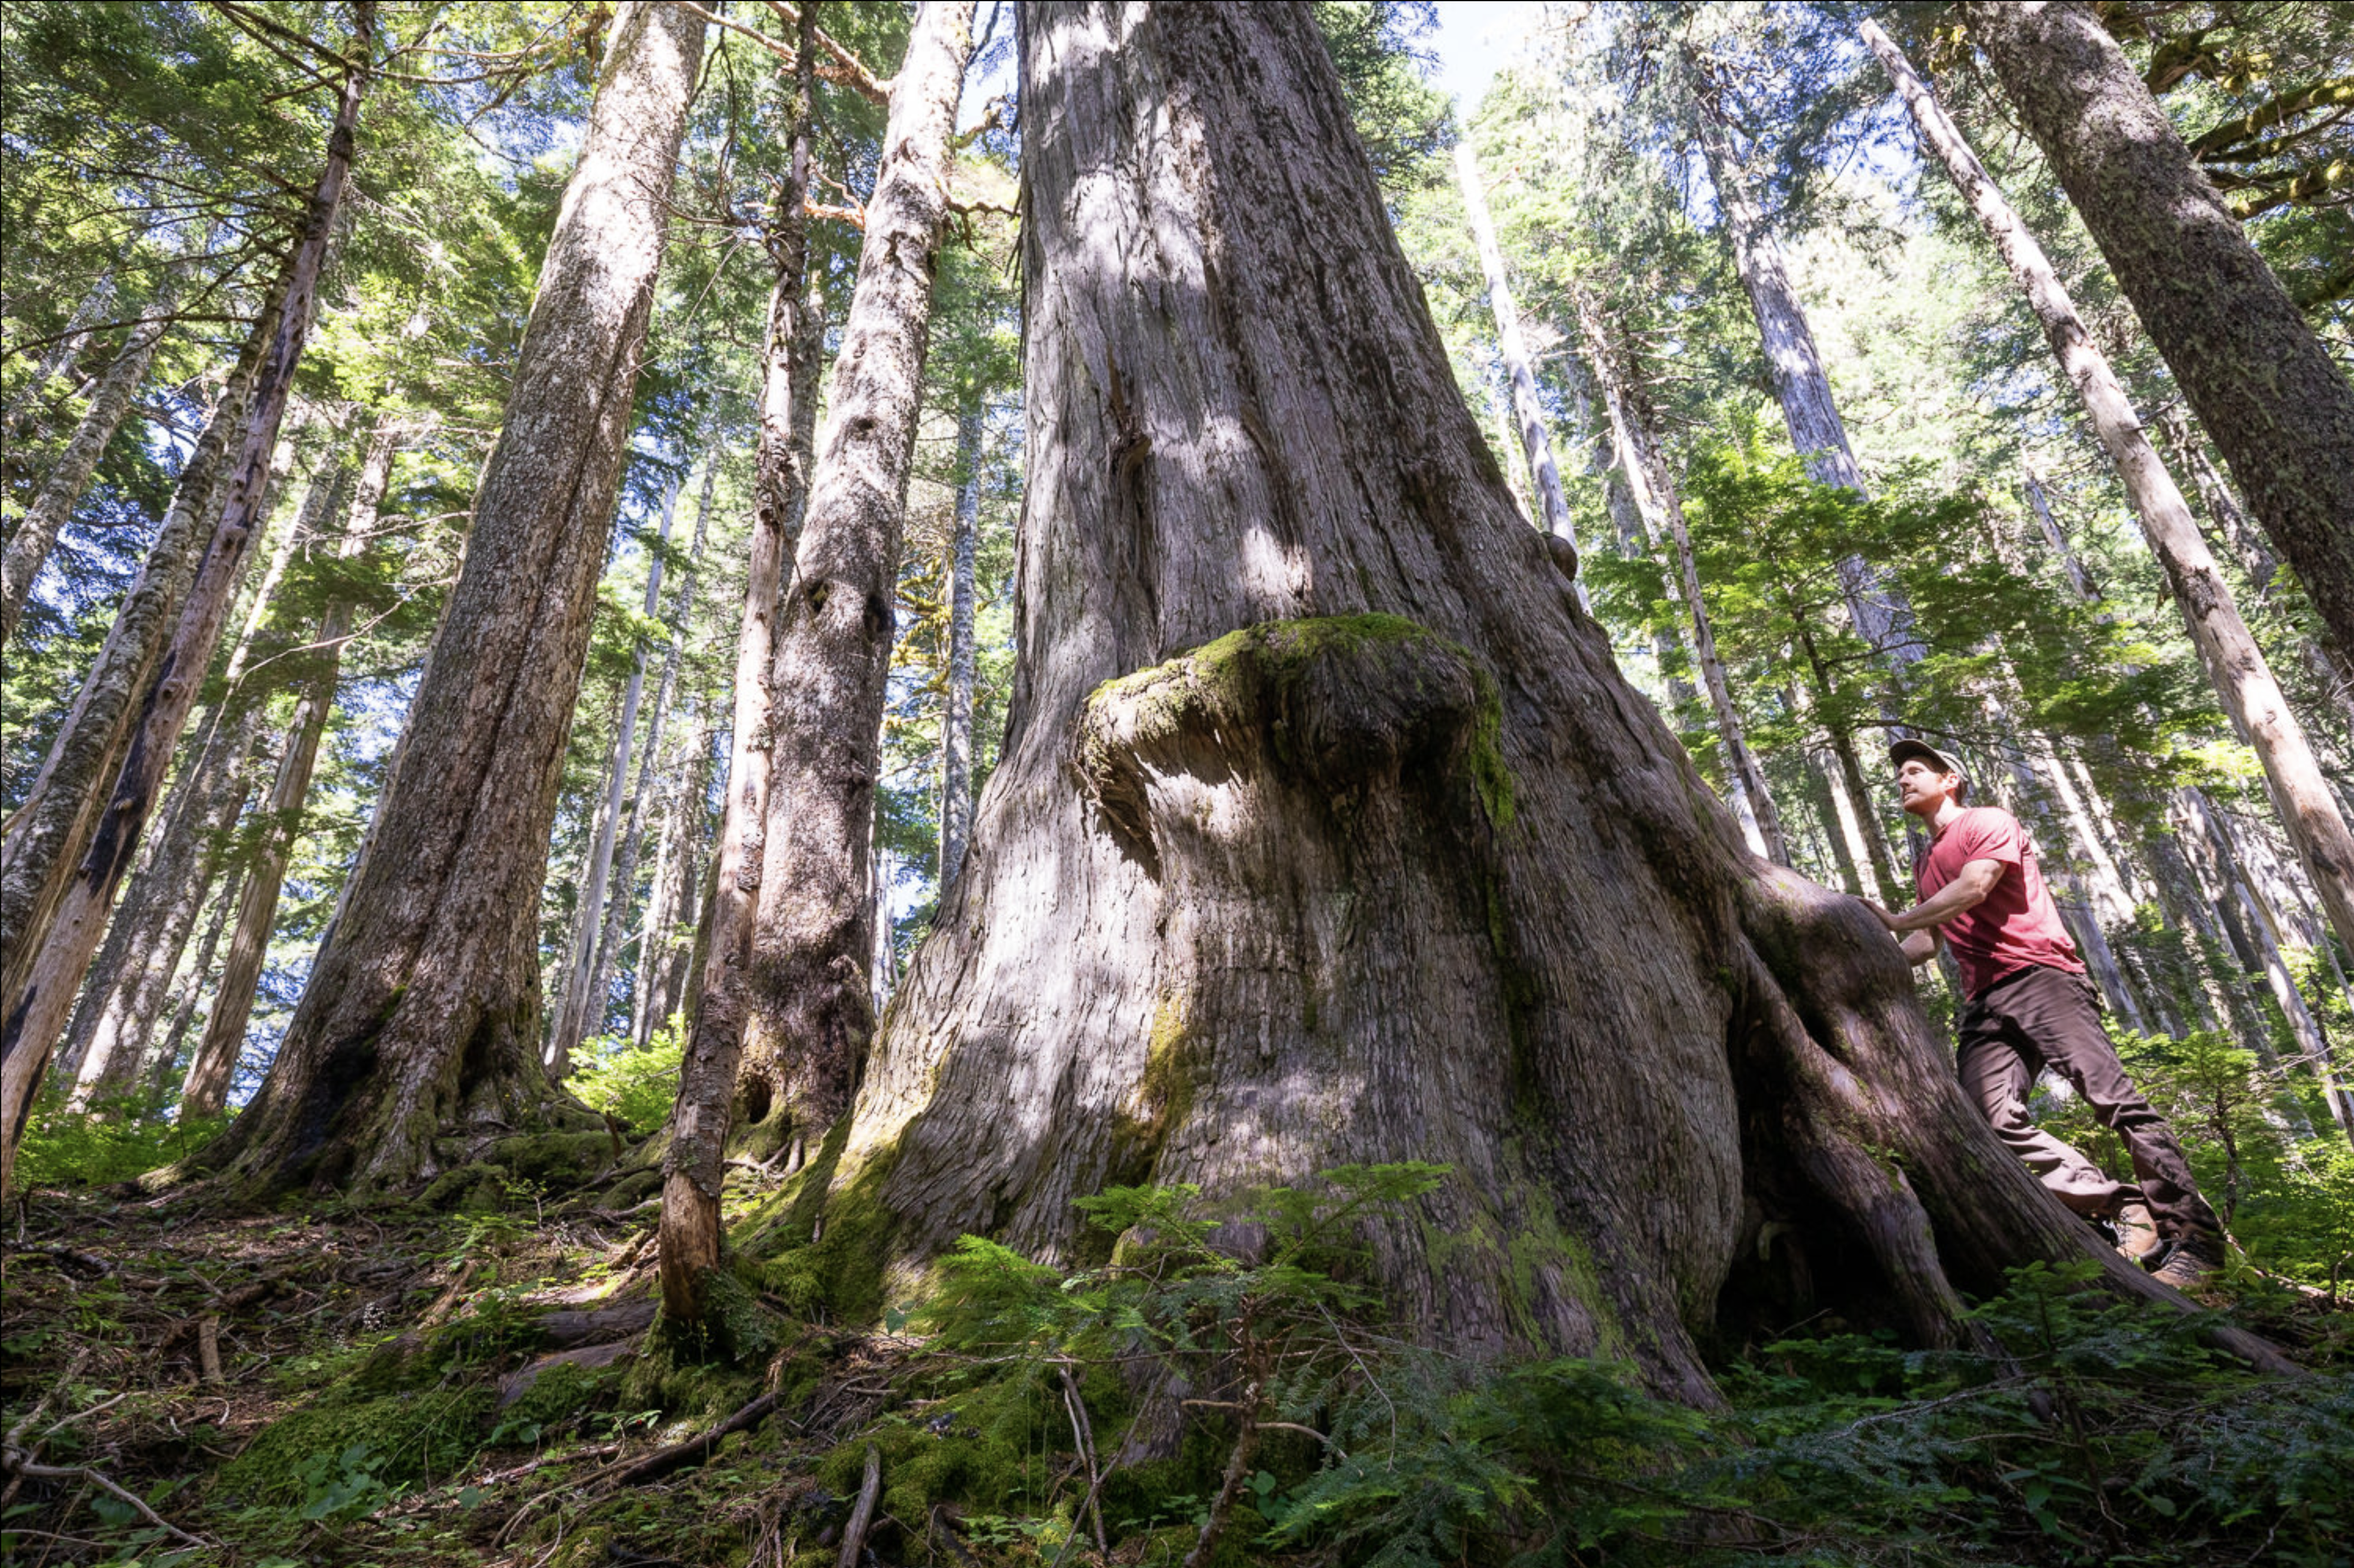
[{"x1": 3, "y1": 1131, "x2": 2349, "y2": 1567}]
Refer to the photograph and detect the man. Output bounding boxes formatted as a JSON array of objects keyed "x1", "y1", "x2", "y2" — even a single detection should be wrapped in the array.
[{"x1": 1866, "y1": 738, "x2": 2224, "y2": 1287}]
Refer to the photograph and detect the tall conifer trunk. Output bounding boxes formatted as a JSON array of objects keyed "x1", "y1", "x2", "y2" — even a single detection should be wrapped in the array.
[
  {"x1": 586, "y1": 446, "x2": 718, "y2": 1052},
  {"x1": 551, "y1": 474, "x2": 684, "y2": 1076},
  {"x1": 1962, "y1": 0, "x2": 2354, "y2": 663},
  {"x1": 52, "y1": 454, "x2": 322, "y2": 1098},
  {"x1": 662, "y1": 1, "x2": 823, "y2": 1324},
  {"x1": 1688, "y1": 70, "x2": 1918, "y2": 680},
  {"x1": 737, "y1": 0, "x2": 974, "y2": 1132},
  {"x1": 790, "y1": 1, "x2": 2277, "y2": 1398},
  {"x1": 1571, "y1": 294, "x2": 1784, "y2": 863},
  {"x1": 0, "y1": 296, "x2": 275, "y2": 1012},
  {"x1": 1455, "y1": 142, "x2": 1582, "y2": 587},
  {"x1": 191, "y1": 418, "x2": 400, "y2": 1111},
  {"x1": 197, "y1": 1, "x2": 705, "y2": 1194},
  {"x1": 939, "y1": 402, "x2": 983, "y2": 890},
  {"x1": 2, "y1": 277, "x2": 178, "y2": 645},
  {"x1": 0, "y1": 4, "x2": 370, "y2": 1189}
]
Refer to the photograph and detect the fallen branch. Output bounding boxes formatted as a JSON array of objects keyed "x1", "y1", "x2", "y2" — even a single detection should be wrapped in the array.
[
  {"x1": 5, "y1": 1242, "x2": 113, "y2": 1276},
  {"x1": 1058, "y1": 1364, "x2": 1110, "y2": 1562},
  {"x1": 418, "y1": 1258, "x2": 482, "y2": 1329},
  {"x1": 836, "y1": 1443, "x2": 881, "y2": 1568},
  {"x1": 0, "y1": 1453, "x2": 207, "y2": 1549},
  {"x1": 600, "y1": 1391, "x2": 779, "y2": 1488}
]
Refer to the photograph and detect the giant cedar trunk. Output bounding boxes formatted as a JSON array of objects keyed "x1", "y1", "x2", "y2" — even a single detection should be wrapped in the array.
[
  {"x1": 198, "y1": 2, "x2": 705, "y2": 1193},
  {"x1": 1962, "y1": 1, "x2": 2354, "y2": 665},
  {"x1": 737, "y1": 0, "x2": 975, "y2": 1135},
  {"x1": 792, "y1": 1, "x2": 2270, "y2": 1398}
]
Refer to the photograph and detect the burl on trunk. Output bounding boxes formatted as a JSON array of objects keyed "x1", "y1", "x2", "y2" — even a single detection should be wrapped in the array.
[{"x1": 766, "y1": 2, "x2": 2260, "y2": 1399}]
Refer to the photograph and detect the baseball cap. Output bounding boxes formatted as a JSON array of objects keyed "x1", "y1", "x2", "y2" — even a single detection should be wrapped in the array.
[{"x1": 1888, "y1": 737, "x2": 1968, "y2": 798}]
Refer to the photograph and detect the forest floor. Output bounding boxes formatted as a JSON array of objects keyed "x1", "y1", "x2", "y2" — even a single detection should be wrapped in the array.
[{"x1": 2, "y1": 1146, "x2": 2351, "y2": 1568}]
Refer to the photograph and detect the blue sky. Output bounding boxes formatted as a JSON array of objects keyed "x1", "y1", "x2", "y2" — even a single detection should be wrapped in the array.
[{"x1": 1427, "y1": 2, "x2": 1544, "y2": 113}]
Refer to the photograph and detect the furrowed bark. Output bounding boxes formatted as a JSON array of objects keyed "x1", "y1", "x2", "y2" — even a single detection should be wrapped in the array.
[
  {"x1": 2, "y1": 280, "x2": 176, "y2": 646},
  {"x1": 197, "y1": 1, "x2": 705, "y2": 1195},
  {"x1": 0, "y1": 11, "x2": 369, "y2": 1196},
  {"x1": 739, "y1": 0, "x2": 974, "y2": 1130},
  {"x1": 939, "y1": 401, "x2": 983, "y2": 890},
  {"x1": 1962, "y1": 0, "x2": 2354, "y2": 665},
  {"x1": 1455, "y1": 142, "x2": 1583, "y2": 594},
  {"x1": 191, "y1": 419, "x2": 400, "y2": 1112},
  {"x1": 1865, "y1": 17, "x2": 2354, "y2": 1028},
  {"x1": 551, "y1": 473, "x2": 684, "y2": 1077},
  {"x1": 794, "y1": 2, "x2": 2280, "y2": 1401},
  {"x1": 663, "y1": 0, "x2": 821, "y2": 1326}
]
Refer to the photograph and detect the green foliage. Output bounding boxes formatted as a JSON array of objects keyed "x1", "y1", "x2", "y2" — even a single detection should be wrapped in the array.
[
  {"x1": 901, "y1": 1172, "x2": 2350, "y2": 1567},
  {"x1": 14, "y1": 1091, "x2": 230, "y2": 1190},
  {"x1": 219, "y1": 1389, "x2": 493, "y2": 1509},
  {"x1": 566, "y1": 1025, "x2": 684, "y2": 1134},
  {"x1": 2041, "y1": 1026, "x2": 2354, "y2": 1293}
]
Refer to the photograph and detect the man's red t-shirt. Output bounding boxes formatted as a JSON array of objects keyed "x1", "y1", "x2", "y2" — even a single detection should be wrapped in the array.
[{"x1": 1915, "y1": 806, "x2": 2085, "y2": 999}]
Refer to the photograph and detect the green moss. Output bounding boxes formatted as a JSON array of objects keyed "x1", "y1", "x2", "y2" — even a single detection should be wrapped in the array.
[
  {"x1": 744, "y1": 1124, "x2": 907, "y2": 1330},
  {"x1": 418, "y1": 1161, "x2": 508, "y2": 1213},
  {"x1": 1109, "y1": 989, "x2": 1195, "y2": 1186},
  {"x1": 488, "y1": 1130, "x2": 612, "y2": 1189},
  {"x1": 1080, "y1": 614, "x2": 1516, "y2": 831},
  {"x1": 653, "y1": 1261, "x2": 785, "y2": 1364},
  {"x1": 616, "y1": 1332, "x2": 765, "y2": 1422},
  {"x1": 813, "y1": 1364, "x2": 1067, "y2": 1525},
  {"x1": 500, "y1": 1357, "x2": 623, "y2": 1437},
  {"x1": 217, "y1": 1388, "x2": 493, "y2": 1501}
]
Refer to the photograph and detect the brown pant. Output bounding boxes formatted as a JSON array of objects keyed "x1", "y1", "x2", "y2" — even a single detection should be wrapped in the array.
[{"x1": 1956, "y1": 965, "x2": 2220, "y2": 1243}]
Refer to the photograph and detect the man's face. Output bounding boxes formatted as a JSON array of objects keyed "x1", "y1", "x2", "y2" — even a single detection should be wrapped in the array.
[{"x1": 1895, "y1": 758, "x2": 1960, "y2": 816}]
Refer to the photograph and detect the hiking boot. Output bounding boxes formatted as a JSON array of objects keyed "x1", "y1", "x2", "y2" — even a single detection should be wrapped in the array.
[
  {"x1": 2151, "y1": 1233, "x2": 2224, "y2": 1290},
  {"x1": 2112, "y1": 1201, "x2": 2163, "y2": 1266}
]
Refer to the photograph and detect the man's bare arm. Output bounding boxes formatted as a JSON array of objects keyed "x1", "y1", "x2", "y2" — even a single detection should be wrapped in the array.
[
  {"x1": 1869, "y1": 858, "x2": 2004, "y2": 935},
  {"x1": 1899, "y1": 929, "x2": 1937, "y2": 965}
]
